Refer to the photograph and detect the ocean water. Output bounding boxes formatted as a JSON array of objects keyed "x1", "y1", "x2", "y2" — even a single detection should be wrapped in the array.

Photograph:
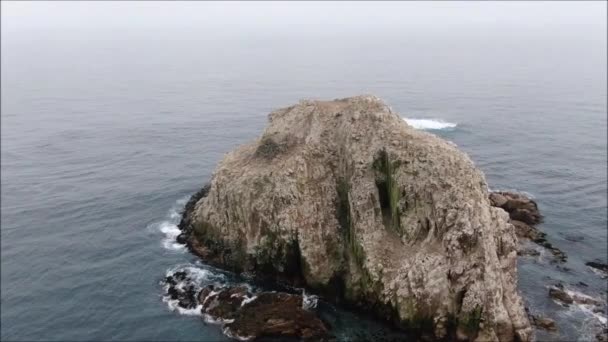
[{"x1": 1, "y1": 29, "x2": 606, "y2": 341}]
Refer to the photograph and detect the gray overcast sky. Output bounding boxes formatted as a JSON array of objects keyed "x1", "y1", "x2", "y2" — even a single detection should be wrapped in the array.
[{"x1": 1, "y1": 1, "x2": 606, "y2": 36}]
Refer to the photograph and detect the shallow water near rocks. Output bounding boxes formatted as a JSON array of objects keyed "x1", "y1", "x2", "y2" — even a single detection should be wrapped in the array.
[{"x1": 1, "y1": 29, "x2": 606, "y2": 341}]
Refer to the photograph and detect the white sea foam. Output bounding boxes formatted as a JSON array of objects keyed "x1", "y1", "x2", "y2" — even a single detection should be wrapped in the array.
[
  {"x1": 159, "y1": 222, "x2": 186, "y2": 251},
  {"x1": 161, "y1": 265, "x2": 229, "y2": 318},
  {"x1": 588, "y1": 266, "x2": 608, "y2": 279},
  {"x1": 163, "y1": 298, "x2": 203, "y2": 316},
  {"x1": 551, "y1": 287, "x2": 608, "y2": 326},
  {"x1": 302, "y1": 291, "x2": 319, "y2": 310},
  {"x1": 159, "y1": 222, "x2": 181, "y2": 238},
  {"x1": 565, "y1": 289, "x2": 607, "y2": 325},
  {"x1": 578, "y1": 317, "x2": 607, "y2": 342},
  {"x1": 166, "y1": 265, "x2": 225, "y2": 284},
  {"x1": 148, "y1": 196, "x2": 190, "y2": 251},
  {"x1": 240, "y1": 295, "x2": 258, "y2": 307},
  {"x1": 223, "y1": 327, "x2": 255, "y2": 341},
  {"x1": 204, "y1": 314, "x2": 234, "y2": 325},
  {"x1": 579, "y1": 304, "x2": 607, "y2": 325},
  {"x1": 403, "y1": 118, "x2": 457, "y2": 130}
]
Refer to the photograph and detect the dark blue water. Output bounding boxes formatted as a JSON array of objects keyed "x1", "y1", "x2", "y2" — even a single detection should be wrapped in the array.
[{"x1": 2, "y1": 29, "x2": 606, "y2": 341}]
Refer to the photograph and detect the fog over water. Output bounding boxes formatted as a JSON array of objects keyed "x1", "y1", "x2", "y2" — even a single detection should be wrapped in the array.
[{"x1": 2, "y1": 1, "x2": 606, "y2": 341}]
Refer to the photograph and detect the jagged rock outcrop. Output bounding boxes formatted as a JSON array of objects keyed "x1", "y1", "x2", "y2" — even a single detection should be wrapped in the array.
[
  {"x1": 528, "y1": 314, "x2": 557, "y2": 332},
  {"x1": 489, "y1": 192, "x2": 542, "y2": 226},
  {"x1": 489, "y1": 191, "x2": 566, "y2": 262},
  {"x1": 548, "y1": 283, "x2": 605, "y2": 308},
  {"x1": 162, "y1": 270, "x2": 330, "y2": 340},
  {"x1": 217, "y1": 289, "x2": 330, "y2": 340},
  {"x1": 180, "y1": 96, "x2": 532, "y2": 341},
  {"x1": 587, "y1": 261, "x2": 608, "y2": 278}
]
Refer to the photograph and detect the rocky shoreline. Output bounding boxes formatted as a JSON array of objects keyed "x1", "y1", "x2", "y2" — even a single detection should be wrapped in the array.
[
  {"x1": 172, "y1": 187, "x2": 608, "y2": 340},
  {"x1": 162, "y1": 269, "x2": 331, "y2": 341},
  {"x1": 167, "y1": 96, "x2": 607, "y2": 341},
  {"x1": 486, "y1": 191, "x2": 607, "y2": 341},
  {"x1": 488, "y1": 191, "x2": 566, "y2": 262},
  {"x1": 587, "y1": 261, "x2": 608, "y2": 278}
]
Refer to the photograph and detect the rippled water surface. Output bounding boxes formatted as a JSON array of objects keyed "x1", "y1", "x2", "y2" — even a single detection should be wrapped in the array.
[{"x1": 1, "y1": 29, "x2": 606, "y2": 341}]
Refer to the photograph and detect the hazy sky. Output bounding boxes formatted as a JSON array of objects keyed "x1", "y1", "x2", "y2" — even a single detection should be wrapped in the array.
[{"x1": 2, "y1": 1, "x2": 606, "y2": 36}]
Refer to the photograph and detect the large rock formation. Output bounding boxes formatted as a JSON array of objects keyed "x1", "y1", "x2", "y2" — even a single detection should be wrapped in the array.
[{"x1": 179, "y1": 96, "x2": 532, "y2": 341}]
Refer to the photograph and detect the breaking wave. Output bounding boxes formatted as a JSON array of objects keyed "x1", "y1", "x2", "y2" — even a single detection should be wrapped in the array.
[
  {"x1": 403, "y1": 118, "x2": 457, "y2": 130},
  {"x1": 148, "y1": 196, "x2": 189, "y2": 251},
  {"x1": 161, "y1": 265, "x2": 228, "y2": 316},
  {"x1": 564, "y1": 289, "x2": 608, "y2": 326}
]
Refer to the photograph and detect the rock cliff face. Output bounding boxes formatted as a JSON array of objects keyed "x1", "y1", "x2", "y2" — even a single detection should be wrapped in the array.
[{"x1": 180, "y1": 95, "x2": 532, "y2": 341}]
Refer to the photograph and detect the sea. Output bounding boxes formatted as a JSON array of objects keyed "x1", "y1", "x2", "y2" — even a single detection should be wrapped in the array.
[{"x1": 1, "y1": 29, "x2": 606, "y2": 341}]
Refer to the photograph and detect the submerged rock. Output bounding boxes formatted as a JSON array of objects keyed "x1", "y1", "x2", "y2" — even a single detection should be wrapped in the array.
[
  {"x1": 529, "y1": 315, "x2": 557, "y2": 332},
  {"x1": 517, "y1": 248, "x2": 540, "y2": 257},
  {"x1": 586, "y1": 261, "x2": 608, "y2": 278},
  {"x1": 597, "y1": 328, "x2": 608, "y2": 342},
  {"x1": 561, "y1": 233, "x2": 585, "y2": 242},
  {"x1": 548, "y1": 283, "x2": 605, "y2": 310},
  {"x1": 180, "y1": 96, "x2": 532, "y2": 341},
  {"x1": 548, "y1": 286, "x2": 574, "y2": 305}
]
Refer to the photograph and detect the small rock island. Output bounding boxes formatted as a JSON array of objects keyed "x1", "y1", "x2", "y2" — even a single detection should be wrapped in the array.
[{"x1": 175, "y1": 96, "x2": 535, "y2": 341}]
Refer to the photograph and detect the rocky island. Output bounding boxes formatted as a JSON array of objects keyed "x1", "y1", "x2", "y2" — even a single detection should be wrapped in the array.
[{"x1": 174, "y1": 95, "x2": 540, "y2": 341}]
